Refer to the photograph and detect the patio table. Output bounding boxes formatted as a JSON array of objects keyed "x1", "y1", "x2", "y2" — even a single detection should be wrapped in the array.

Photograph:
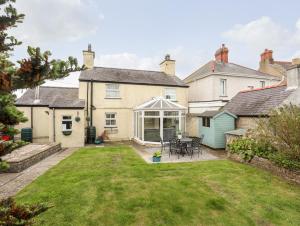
[{"x1": 178, "y1": 137, "x2": 192, "y2": 156}]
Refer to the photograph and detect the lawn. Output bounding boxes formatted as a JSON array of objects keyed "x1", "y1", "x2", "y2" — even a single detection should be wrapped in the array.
[{"x1": 16, "y1": 146, "x2": 300, "y2": 226}]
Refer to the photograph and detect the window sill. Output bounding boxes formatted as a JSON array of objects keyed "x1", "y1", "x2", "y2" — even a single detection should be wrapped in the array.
[
  {"x1": 219, "y1": 96, "x2": 228, "y2": 98},
  {"x1": 105, "y1": 97, "x2": 121, "y2": 99},
  {"x1": 104, "y1": 126, "x2": 118, "y2": 129}
]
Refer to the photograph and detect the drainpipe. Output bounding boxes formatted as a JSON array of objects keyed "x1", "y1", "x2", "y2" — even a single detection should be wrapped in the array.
[
  {"x1": 30, "y1": 106, "x2": 33, "y2": 129},
  {"x1": 86, "y1": 82, "x2": 89, "y2": 126},
  {"x1": 52, "y1": 108, "x2": 56, "y2": 142},
  {"x1": 90, "y1": 79, "x2": 94, "y2": 127}
]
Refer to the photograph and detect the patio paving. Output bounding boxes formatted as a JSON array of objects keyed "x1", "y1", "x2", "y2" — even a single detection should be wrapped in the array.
[{"x1": 132, "y1": 142, "x2": 226, "y2": 163}]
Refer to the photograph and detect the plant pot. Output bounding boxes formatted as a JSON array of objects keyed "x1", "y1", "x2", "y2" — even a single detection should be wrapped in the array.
[
  {"x1": 178, "y1": 134, "x2": 182, "y2": 139},
  {"x1": 62, "y1": 131, "x2": 72, "y2": 136},
  {"x1": 152, "y1": 156, "x2": 161, "y2": 162}
]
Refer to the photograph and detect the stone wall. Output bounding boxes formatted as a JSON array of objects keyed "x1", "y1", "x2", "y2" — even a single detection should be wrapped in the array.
[{"x1": 228, "y1": 153, "x2": 300, "y2": 184}]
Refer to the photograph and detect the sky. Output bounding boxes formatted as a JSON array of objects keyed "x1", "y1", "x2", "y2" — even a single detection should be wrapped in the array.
[{"x1": 10, "y1": 0, "x2": 300, "y2": 89}]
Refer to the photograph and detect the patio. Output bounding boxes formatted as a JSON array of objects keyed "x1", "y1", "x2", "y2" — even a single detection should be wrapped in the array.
[{"x1": 132, "y1": 141, "x2": 226, "y2": 163}]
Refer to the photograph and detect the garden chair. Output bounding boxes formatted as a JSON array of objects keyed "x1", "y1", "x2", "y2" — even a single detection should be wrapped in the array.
[
  {"x1": 169, "y1": 138, "x2": 181, "y2": 158},
  {"x1": 192, "y1": 136, "x2": 204, "y2": 157}
]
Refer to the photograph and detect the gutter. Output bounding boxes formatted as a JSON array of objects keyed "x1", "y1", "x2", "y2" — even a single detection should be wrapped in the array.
[{"x1": 86, "y1": 82, "x2": 89, "y2": 126}]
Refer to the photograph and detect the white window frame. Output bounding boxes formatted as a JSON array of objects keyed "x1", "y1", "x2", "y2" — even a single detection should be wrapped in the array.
[
  {"x1": 164, "y1": 88, "x2": 176, "y2": 101},
  {"x1": 105, "y1": 112, "x2": 117, "y2": 128},
  {"x1": 220, "y1": 79, "x2": 227, "y2": 97},
  {"x1": 260, "y1": 81, "x2": 265, "y2": 88},
  {"x1": 62, "y1": 116, "x2": 72, "y2": 131},
  {"x1": 106, "y1": 83, "x2": 120, "y2": 98}
]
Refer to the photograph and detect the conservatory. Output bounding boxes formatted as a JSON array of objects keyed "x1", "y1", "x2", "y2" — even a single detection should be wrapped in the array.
[{"x1": 133, "y1": 97, "x2": 187, "y2": 144}]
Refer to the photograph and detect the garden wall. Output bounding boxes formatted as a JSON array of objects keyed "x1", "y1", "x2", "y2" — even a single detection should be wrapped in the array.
[{"x1": 228, "y1": 153, "x2": 300, "y2": 184}]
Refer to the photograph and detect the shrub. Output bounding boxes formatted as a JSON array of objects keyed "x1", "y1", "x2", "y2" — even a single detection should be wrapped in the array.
[
  {"x1": 228, "y1": 138, "x2": 275, "y2": 162},
  {"x1": 153, "y1": 151, "x2": 161, "y2": 158},
  {"x1": 253, "y1": 104, "x2": 300, "y2": 162},
  {"x1": 0, "y1": 140, "x2": 29, "y2": 157},
  {"x1": 0, "y1": 197, "x2": 49, "y2": 226}
]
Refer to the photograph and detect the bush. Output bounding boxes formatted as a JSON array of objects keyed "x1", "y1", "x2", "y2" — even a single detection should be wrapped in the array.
[
  {"x1": 253, "y1": 104, "x2": 300, "y2": 162},
  {"x1": 228, "y1": 138, "x2": 275, "y2": 162},
  {"x1": 228, "y1": 105, "x2": 300, "y2": 171},
  {"x1": 0, "y1": 198, "x2": 49, "y2": 226},
  {"x1": 0, "y1": 140, "x2": 29, "y2": 157}
]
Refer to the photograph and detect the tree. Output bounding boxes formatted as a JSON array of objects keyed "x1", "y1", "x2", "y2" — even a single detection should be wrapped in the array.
[{"x1": 0, "y1": 0, "x2": 85, "y2": 136}]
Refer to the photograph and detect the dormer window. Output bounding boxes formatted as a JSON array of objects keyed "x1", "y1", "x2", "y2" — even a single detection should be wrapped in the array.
[
  {"x1": 165, "y1": 88, "x2": 176, "y2": 101},
  {"x1": 106, "y1": 83, "x2": 120, "y2": 98}
]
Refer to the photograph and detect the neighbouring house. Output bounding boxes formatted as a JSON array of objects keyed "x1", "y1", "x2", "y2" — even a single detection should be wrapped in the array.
[
  {"x1": 184, "y1": 44, "x2": 281, "y2": 136},
  {"x1": 223, "y1": 62, "x2": 300, "y2": 130},
  {"x1": 15, "y1": 45, "x2": 189, "y2": 147},
  {"x1": 258, "y1": 48, "x2": 300, "y2": 80}
]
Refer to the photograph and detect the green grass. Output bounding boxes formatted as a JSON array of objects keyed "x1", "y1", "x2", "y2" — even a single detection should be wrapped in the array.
[{"x1": 16, "y1": 146, "x2": 300, "y2": 226}]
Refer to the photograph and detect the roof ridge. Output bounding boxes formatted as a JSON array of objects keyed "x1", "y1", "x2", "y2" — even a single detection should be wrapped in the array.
[
  {"x1": 274, "y1": 60, "x2": 292, "y2": 64},
  {"x1": 93, "y1": 66, "x2": 166, "y2": 74},
  {"x1": 40, "y1": 86, "x2": 78, "y2": 89},
  {"x1": 228, "y1": 62, "x2": 276, "y2": 77},
  {"x1": 240, "y1": 84, "x2": 286, "y2": 93}
]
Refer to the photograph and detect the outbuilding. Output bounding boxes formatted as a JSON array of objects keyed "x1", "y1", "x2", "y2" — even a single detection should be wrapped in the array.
[{"x1": 197, "y1": 110, "x2": 237, "y2": 149}]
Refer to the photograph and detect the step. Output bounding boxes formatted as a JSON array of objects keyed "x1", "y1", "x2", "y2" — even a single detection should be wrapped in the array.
[{"x1": 2, "y1": 143, "x2": 62, "y2": 173}]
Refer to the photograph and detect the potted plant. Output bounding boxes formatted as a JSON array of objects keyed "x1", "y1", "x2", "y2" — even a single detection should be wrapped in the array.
[{"x1": 152, "y1": 151, "x2": 162, "y2": 162}]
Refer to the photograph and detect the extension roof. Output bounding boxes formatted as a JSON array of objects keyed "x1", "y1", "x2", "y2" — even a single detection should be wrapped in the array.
[
  {"x1": 223, "y1": 85, "x2": 294, "y2": 116},
  {"x1": 16, "y1": 86, "x2": 85, "y2": 109}
]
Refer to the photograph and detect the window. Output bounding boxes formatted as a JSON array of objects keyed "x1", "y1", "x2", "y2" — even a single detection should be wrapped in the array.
[
  {"x1": 62, "y1": 116, "x2": 72, "y2": 131},
  {"x1": 202, "y1": 117, "x2": 210, "y2": 127},
  {"x1": 260, "y1": 81, "x2": 265, "y2": 88},
  {"x1": 165, "y1": 88, "x2": 176, "y2": 101},
  {"x1": 105, "y1": 113, "x2": 116, "y2": 127},
  {"x1": 106, "y1": 83, "x2": 120, "y2": 98},
  {"x1": 220, "y1": 79, "x2": 227, "y2": 96}
]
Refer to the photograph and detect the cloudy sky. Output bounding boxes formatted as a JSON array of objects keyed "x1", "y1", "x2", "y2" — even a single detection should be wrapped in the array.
[{"x1": 10, "y1": 0, "x2": 300, "y2": 88}]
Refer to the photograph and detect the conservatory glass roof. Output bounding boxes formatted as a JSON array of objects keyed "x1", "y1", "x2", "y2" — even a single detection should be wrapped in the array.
[{"x1": 134, "y1": 97, "x2": 187, "y2": 110}]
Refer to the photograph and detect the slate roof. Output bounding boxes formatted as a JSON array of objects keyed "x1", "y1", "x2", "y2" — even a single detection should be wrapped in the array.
[
  {"x1": 197, "y1": 110, "x2": 220, "y2": 117},
  {"x1": 184, "y1": 61, "x2": 280, "y2": 83},
  {"x1": 79, "y1": 67, "x2": 188, "y2": 88},
  {"x1": 16, "y1": 86, "x2": 85, "y2": 109},
  {"x1": 223, "y1": 85, "x2": 294, "y2": 116}
]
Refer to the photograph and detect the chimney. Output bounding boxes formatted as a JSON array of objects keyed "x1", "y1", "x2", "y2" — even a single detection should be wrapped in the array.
[
  {"x1": 83, "y1": 44, "x2": 95, "y2": 69},
  {"x1": 287, "y1": 64, "x2": 300, "y2": 90},
  {"x1": 160, "y1": 54, "x2": 175, "y2": 75},
  {"x1": 214, "y1": 44, "x2": 229, "y2": 63},
  {"x1": 260, "y1": 49, "x2": 274, "y2": 64}
]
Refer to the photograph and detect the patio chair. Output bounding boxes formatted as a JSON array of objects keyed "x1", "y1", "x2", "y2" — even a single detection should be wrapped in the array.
[
  {"x1": 169, "y1": 138, "x2": 181, "y2": 158},
  {"x1": 192, "y1": 136, "x2": 204, "y2": 157}
]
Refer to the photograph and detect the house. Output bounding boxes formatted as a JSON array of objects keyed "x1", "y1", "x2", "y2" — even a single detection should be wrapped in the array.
[
  {"x1": 184, "y1": 44, "x2": 281, "y2": 136},
  {"x1": 258, "y1": 49, "x2": 300, "y2": 79},
  {"x1": 15, "y1": 45, "x2": 189, "y2": 147},
  {"x1": 223, "y1": 63, "x2": 300, "y2": 130}
]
